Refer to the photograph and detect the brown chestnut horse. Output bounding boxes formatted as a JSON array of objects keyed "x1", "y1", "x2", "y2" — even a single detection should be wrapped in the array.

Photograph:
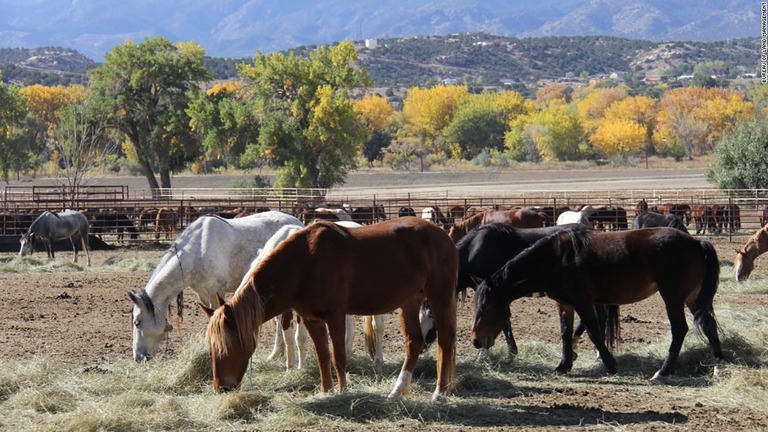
[
  {"x1": 202, "y1": 217, "x2": 458, "y2": 401},
  {"x1": 471, "y1": 226, "x2": 722, "y2": 380},
  {"x1": 734, "y1": 223, "x2": 768, "y2": 281},
  {"x1": 448, "y1": 208, "x2": 546, "y2": 242}
]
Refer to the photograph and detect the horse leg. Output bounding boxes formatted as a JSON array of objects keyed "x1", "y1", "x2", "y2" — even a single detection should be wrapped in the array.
[
  {"x1": 44, "y1": 239, "x2": 54, "y2": 260},
  {"x1": 556, "y1": 303, "x2": 576, "y2": 374},
  {"x1": 652, "y1": 302, "x2": 688, "y2": 380},
  {"x1": 326, "y1": 313, "x2": 349, "y2": 392},
  {"x1": 344, "y1": 315, "x2": 355, "y2": 358},
  {"x1": 296, "y1": 318, "x2": 309, "y2": 369},
  {"x1": 70, "y1": 237, "x2": 78, "y2": 263},
  {"x1": 81, "y1": 231, "x2": 91, "y2": 266},
  {"x1": 267, "y1": 316, "x2": 285, "y2": 362},
  {"x1": 388, "y1": 301, "x2": 426, "y2": 400},
  {"x1": 422, "y1": 294, "x2": 457, "y2": 402},
  {"x1": 503, "y1": 317, "x2": 518, "y2": 357},
  {"x1": 303, "y1": 319, "x2": 334, "y2": 392},
  {"x1": 372, "y1": 314, "x2": 385, "y2": 373},
  {"x1": 575, "y1": 303, "x2": 618, "y2": 374},
  {"x1": 282, "y1": 314, "x2": 298, "y2": 370}
]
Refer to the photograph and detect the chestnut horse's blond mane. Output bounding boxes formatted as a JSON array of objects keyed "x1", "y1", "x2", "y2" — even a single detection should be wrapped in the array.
[{"x1": 205, "y1": 263, "x2": 266, "y2": 358}]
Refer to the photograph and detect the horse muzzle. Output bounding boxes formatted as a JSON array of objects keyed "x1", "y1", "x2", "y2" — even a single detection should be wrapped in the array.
[{"x1": 470, "y1": 333, "x2": 494, "y2": 350}]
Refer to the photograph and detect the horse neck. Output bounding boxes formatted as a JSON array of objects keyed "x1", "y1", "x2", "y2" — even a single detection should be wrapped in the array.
[
  {"x1": 748, "y1": 229, "x2": 768, "y2": 257},
  {"x1": 144, "y1": 251, "x2": 187, "y2": 309}
]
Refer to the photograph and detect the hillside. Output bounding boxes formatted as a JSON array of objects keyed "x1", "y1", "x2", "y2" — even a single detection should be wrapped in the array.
[{"x1": 0, "y1": 36, "x2": 761, "y2": 90}]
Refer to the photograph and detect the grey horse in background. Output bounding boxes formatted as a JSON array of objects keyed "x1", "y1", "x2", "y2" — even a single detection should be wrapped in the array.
[{"x1": 19, "y1": 210, "x2": 91, "y2": 266}]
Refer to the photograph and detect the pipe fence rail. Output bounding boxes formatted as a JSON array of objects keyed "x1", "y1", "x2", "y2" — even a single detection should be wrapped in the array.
[{"x1": 3, "y1": 184, "x2": 768, "y2": 244}]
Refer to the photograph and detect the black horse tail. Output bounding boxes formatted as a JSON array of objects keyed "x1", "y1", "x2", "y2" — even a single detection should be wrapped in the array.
[
  {"x1": 692, "y1": 240, "x2": 723, "y2": 360},
  {"x1": 603, "y1": 305, "x2": 621, "y2": 352}
]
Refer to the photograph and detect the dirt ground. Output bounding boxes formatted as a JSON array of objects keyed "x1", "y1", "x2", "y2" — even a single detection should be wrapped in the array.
[{"x1": 1, "y1": 232, "x2": 768, "y2": 430}]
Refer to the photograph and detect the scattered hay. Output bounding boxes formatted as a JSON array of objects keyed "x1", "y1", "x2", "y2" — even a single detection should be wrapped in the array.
[
  {"x1": 217, "y1": 391, "x2": 273, "y2": 421},
  {"x1": 168, "y1": 335, "x2": 212, "y2": 391},
  {"x1": 0, "y1": 256, "x2": 84, "y2": 273},
  {"x1": 100, "y1": 256, "x2": 157, "y2": 272}
]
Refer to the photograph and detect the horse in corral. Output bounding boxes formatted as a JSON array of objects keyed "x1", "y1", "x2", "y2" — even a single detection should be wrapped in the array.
[
  {"x1": 471, "y1": 226, "x2": 723, "y2": 379},
  {"x1": 245, "y1": 221, "x2": 387, "y2": 372},
  {"x1": 137, "y1": 207, "x2": 159, "y2": 235},
  {"x1": 350, "y1": 204, "x2": 387, "y2": 224},
  {"x1": 127, "y1": 211, "x2": 303, "y2": 362},
  {"x1": 19, "y1": 210, "x2": 91, "y2": 266},
  {"x1": 301, "y1": 206, "x2": 352, "y2": 223},
  {"x1": 720, "y1": 203, "x2": 741, "y2": 234},
  {"x1": 154, "y1": 208, "x2": 178, "y2": 240},
  {"x1": 448, "y1": 208, "x2": 545, "y2": 243},
  {"x1": 652, "y1": 203, "x2": 693, "y2": 226},
  {"x1": 398, "y1": 207, "x2": 416, "y2": 217},
  {"x1": 89, "y1": 209, "x2": 138, "y2": 243},
  {"x1": 201, "y1": 217, "x2": 458, "y2": 401},
  {"x1": 691, "y1": 204, "x2": 718, "y2": 235},
  {"x1": 734, "y1": 223, "x2": 768, "y2": 282},
  {"x1": 556, "y1": 205, "x2": 594, "y2": 226},
  {"x1": 635, "y1": 199, "x2": 649, "y2": 215},
  {"x1": 421, "y1": 206, "x2": 450, "y2": 225},
  {"x1": 424, "y1": 223, "x2": 619, "y2": 359},
  {"x1": 760, "y1": 204, "x2": 768, "y2": 227},
  {"x1": 632, "y1": 211, "x2": 688, "y2": 233},
  {"x1": 589, "y1": 205, "x2": 628, "y2": 231}
]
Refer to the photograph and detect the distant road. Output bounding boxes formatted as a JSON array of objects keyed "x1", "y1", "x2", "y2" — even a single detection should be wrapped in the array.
[{"x1": 6, "y1": 167, "x2": 712, "y2": 197}]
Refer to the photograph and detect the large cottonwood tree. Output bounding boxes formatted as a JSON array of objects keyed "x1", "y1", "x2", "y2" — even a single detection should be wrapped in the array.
[{"x1": 88, "y1": 37, "x2": 210, "y2": 191}]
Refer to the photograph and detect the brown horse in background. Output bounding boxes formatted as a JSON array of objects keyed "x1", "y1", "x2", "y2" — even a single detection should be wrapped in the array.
[
  {"x1": 202, "y1": 217, "x2": 458, "y2": 401},
  {"x1": 734, "y1": 223, "x2": 768, "y2": 281},
  {"x1": 448, "y1": 208, "x2": 546, "y2": 242}
]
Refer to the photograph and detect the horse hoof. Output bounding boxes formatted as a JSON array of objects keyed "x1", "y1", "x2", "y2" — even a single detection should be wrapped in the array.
[
  {"x1": 387, "y1": 392, "x2": 401, "y2": 401},
  {"x1": 554, "y1": 365, "x2": 570, "y2": 375},
  {"x1": 713, "y1": 362, "x2": 729, "y2": 379},
  {"x1": 650, "y1": 371, "x2": 668, "y2": 383},
  {"x1": 431, "y1": 391, "x2": 448, "y2": 403}
]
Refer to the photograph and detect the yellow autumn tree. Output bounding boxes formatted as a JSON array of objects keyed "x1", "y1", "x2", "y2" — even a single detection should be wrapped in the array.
[
  {"x1": 353, "y1": 94, "x2": 395, "y2": 131},
  {"x1": 655, "y1": 87, "x2": 754, "y2": 159},
  {"x1": 20, "y1": 84, "x2": 73, "y2": 152},
  {"x1": 576, "y1": 86, "x2": 629, "y2": 133},
  {"x1": 402, "y1": 85, "x2": 468, "y2": 149},
  {"x1": 590, "y1": 118, "x2": 647, "y2": 157},
  {"x1": 535, "y1": 84, "x2": 573, "y2": 108},
  {"x1": 506, "y1": 101, "x2": 584, "y2": 162}
]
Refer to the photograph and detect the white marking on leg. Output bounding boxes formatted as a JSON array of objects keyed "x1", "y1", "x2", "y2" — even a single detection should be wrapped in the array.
[
  {"x1": 267, "y1": 317, "x2": 284, "y2": 362},
  {"x1": 296, "y1": 320, "x2": 309, "y2": 369},
  {"x1": 388, "y1": 370, "x2": 412, "y2": 399},
  {"x1": 283, "y1": 320, "x2": 297, "y2": 369},
  {"x1": 373, "y1": 314, "x2": 385, "y2": 373}
]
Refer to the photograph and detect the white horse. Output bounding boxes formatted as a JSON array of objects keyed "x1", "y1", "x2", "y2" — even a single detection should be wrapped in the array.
[
  {"x1": 128, "y1": 211, "x2": 303, "y2": 361},
  {"x1": 19, "y1": 210, "x2": 91, "y2": 266},
  {"x1": 556, "y1": 205, "x2": 594, "y2": 227},
  {"x1": 240, "y1": 221, "x2": 386, "y2": 372}
]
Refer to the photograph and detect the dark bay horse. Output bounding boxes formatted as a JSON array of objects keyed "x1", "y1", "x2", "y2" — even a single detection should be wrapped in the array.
[
  {"x1": 632, "y1": 211, "x2": 688, "y2": 233},
  {"x1": 19, "y1": 210, "x2": 91, "y2": 266},
  {"x1": 471, "y1": 226, "x2": 723, "y2": 379},
  {"x1": 202, "y1": 217, "x2": 458, "y2": 401},
  {"x1": 424, "y1": 223, "x2": 618, "y2": 358},
  {"x1": 734, "y1": 223, "x2": 768, "y2": 281}
]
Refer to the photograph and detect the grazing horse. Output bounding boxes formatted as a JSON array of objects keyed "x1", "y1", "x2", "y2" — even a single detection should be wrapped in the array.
[
  {"x1": 632, "y1": 212, "x2": 688, "y2": 233},
  {"x1": 301, "y1": 207, "x2": 352, "y2": 223},
  {"x1": 128, "y1": 211, "x2": 303, "y2": 362},
  {"x1": 19, "y1": 210, "x2": 91, "y2": 266},
  {"x1": 247, "y1": 221, "x2": 387, "y2": 372},
  {"x1": 734, "y1": 223, "x2": 768, "y2": 282},
  {"x1": 424, "y1": 223, "x2": 618, "y2": 358},
  {"x1": 202, "y1": 217, "x2": 458, "y2": 401},
  {"x1": 471, "y1": 226, "x2": 723, "y2": 380},
  {"x1": 154, "y1": 208, "x2": 177, "y2": 240},
  {"x1": 448, "y1": 209, "x2": 546, "y2": 243}
]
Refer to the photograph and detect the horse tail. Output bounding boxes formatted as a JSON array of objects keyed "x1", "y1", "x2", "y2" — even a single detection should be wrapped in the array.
[
  {"x1": 692, "y1": 240, "x2": 723, "y2": 360},
  {"x1": 603, "y1": 305, "x2": 621, "y2": 352},
  {"x1": 364, "y1": 315, "x2": 376, "y2": 359}
]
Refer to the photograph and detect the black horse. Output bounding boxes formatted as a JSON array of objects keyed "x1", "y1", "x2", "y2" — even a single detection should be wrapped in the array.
[
  {"x1": 632, "y1": 211, "x2": 688, "y2": 233},
  {"x1": 421, "y1": 223, "x2": 619, "y2": 357},
  {"x1": 471, "y1": 226, "x2": 722, "y2": 379}
]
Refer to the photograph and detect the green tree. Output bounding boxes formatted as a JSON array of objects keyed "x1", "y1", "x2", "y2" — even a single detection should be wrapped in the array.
[
  {"x1": 708, "y1": 117, "x2": 768, "y2": 189},
  {"x1": 0, "y1": 76, "x2": 32, "y2": 183},
  {"x1": 88, "y1": 37, "x2": 211, "y2": 192},
  {"x1": 187, "y1": 82, "x2": 258, "y2": 171},
  {"x1": 238, "y1": 41, "x2": 369, "y2": 189},
  {"x1": 443, "y1": 93, "x2": 507, "y2": 159}
]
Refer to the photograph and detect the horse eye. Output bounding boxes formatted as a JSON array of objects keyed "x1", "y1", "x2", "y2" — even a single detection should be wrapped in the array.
[{"x1": 134, "y1": 320, "x2": 141, "y2": 328}]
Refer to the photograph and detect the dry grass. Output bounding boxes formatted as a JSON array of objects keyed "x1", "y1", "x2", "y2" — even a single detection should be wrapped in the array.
[{"x1": 1, "y1": 262, "x2": 767, "y2": 430}]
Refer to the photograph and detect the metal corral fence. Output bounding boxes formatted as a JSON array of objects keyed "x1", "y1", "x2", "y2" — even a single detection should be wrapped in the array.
[{"x1": 3, "y1": 184, "x2": 768, "y2": 244}]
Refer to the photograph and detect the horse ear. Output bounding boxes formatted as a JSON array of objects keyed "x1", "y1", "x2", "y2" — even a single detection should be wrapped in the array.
[
  {"x1": 198, "y1": 302, "x2": 215, "y2": 318},
  {"x1": 127, "y1": 290, "x2": 142, "y2": 305},
  {"x1": 215, "y1": 292, "x2": 225, "y2": 307}
]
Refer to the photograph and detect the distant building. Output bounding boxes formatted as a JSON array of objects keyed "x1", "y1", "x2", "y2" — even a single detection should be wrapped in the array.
[
  {"x1": 442, "y1": 78, "x2": 459, "y2": 85},
  {"x1": 500, "y1": 78, "x2": 516, "y2": 86},
  {"x1": 644, "y1": 75, "x2": 662, "y2": 83},
  {"x1": 364, "y1": 39, "x2": 378, "y2": 49}
]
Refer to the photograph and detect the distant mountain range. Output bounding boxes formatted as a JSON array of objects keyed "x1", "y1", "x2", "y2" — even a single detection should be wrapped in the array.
[{"x1": 0, "y1": 0, "x2": 760, "y2": 60}]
